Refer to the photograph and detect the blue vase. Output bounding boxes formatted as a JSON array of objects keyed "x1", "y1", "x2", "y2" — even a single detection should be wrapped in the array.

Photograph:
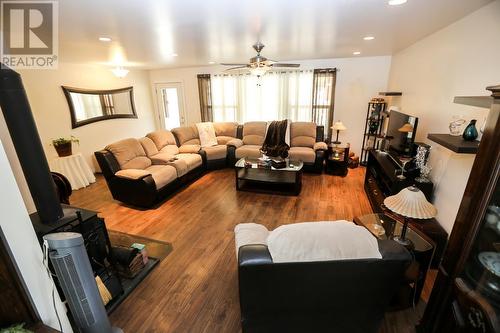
[{"x1": 462, "y1": 119, "x2": 478, "y2": 141}]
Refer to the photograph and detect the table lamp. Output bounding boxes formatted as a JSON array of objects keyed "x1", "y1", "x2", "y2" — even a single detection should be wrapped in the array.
[
  {"x1": 383, "y1": 186, "x2": 437, "y2": 247},
  {"x1": 331, "y1": 121, "x2": 347, "y2": 144}
]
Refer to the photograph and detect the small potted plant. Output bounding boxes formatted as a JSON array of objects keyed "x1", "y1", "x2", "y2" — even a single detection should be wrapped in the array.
[{"x1": 52, "y1": 136, "x2": 79, "y2": 157}]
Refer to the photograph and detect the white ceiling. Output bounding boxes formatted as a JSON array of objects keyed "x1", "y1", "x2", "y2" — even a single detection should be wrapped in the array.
[{"x1": 58, "y1": 0, "x2": 493, "y2": 69}]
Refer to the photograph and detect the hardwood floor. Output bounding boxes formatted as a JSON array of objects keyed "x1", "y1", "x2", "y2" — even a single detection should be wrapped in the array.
[{"x1": 71, "y1": 167, "x2": 431, "y2": 332}]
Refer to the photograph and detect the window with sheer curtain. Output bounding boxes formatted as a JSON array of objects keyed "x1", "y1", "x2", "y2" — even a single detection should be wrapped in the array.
[{"x1": 210, "y1": 70, "x2": 314, "y2": 123}]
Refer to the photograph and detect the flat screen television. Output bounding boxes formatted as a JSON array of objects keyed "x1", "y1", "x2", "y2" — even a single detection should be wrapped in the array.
[{"x1": 386, "y1": 110, "x2": 418, "y2": 155}]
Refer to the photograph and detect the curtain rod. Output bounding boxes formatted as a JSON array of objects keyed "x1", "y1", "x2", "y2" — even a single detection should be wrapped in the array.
[{"x1": 208, "y1": 67, "x2": 339, "y2": 77}]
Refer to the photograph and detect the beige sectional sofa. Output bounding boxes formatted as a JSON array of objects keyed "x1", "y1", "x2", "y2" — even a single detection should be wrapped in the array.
[{"x1": 95, "y1": 121, "x2": 326, "y2": 207}]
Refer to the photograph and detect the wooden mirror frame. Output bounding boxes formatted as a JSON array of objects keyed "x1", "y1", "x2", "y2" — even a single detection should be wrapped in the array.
[{"x1": 62, "y1": 86, "x2": 138, "y2": 128}]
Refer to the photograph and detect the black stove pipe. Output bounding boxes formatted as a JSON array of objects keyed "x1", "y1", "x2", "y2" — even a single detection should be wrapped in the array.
[{"x1": 0, "y1": 65, "x2": 63, "y2": 223}]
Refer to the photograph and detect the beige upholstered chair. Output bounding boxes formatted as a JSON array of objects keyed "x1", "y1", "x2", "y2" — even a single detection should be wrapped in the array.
[
  {"x1": 288, "y1": 122, "x2": 327, "y2": 173},
  {"x1": 232, "y1": 121, "x2": 267, "y2": 159}
]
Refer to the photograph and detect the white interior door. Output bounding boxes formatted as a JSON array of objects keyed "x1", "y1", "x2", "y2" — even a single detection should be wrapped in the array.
[{"x1": 155, "y1": 83, "x2": 186, "y2": 129}]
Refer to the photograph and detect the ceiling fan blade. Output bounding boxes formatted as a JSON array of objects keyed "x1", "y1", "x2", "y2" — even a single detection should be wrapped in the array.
[
  {"x1": 270, "y1": 63, "x2": 300, "y2": 68},
  {"x1": 224, "y1": 66, "x2": 249, "y2": 71},
  {"x1": 220, "y1": 63, "x2": 248, "y2": 66}
]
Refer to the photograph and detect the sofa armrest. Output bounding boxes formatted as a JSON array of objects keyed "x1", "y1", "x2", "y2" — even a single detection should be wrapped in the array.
[
  {"x1": 238, "y1": 244, "x2": 273, "y2": 266},
  {"x1": 150, "y1": 152, "x2": 176, "y2": 165},
  {"x1": 115, "y1": 169, "x2": 151, "y2": 180},
  {"x1": 313, "y1": 141, "x2": 328, "y2": 151},
  {"x1": 179, "y1": 144, "x2": 201, "y2": 153},
  {"x1": 227, "y1": 138, "x2": 243, "y2": 148}
]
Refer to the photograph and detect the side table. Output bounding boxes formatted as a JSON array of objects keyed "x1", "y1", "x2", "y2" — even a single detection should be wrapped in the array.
[
  {"x1": 325, "y1": 143, "x2": 350, "y2": 176},
  {"x1": 354, "y1": 213, "x2": 435, "y2": 309},
  {"x1": 49, "y1": 153, "x2": 96, "y2": 190}
]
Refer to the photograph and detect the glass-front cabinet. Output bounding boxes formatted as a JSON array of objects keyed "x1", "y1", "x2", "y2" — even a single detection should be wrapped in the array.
[
  {"x1": 457, "y1": 174, "x2": 500, "y2": 331},
  {"x1": 419, "y1": 85, "x2": 500, "y2": 333}
]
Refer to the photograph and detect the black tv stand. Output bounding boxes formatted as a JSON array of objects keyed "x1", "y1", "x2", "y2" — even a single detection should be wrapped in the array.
[{"x1": 364, "y1": 150, "x2": 447, "y2": 267}]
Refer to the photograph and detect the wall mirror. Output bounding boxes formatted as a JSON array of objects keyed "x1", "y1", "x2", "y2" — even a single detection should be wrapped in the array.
[{"x1": 62, "y1": 86, "x2": 137, "y2": 128}]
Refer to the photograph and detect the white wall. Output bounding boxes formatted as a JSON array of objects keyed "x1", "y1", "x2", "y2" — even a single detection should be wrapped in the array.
[
  {"x1": 387, "y1": 0, "x2": 500, "y2": 234},
  {"x1": 17, "y1": 63, "x2": 157, "y2": 172},
  {"x1": 0, "y1": 139, "x2": 73, "y2": 332},
  {"x1": 149, "y1": 56, "x2": 392, "y2": 156}
]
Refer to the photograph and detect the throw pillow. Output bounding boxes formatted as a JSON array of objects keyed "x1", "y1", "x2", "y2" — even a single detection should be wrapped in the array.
[
  {"x1": 267, "y1": 221, "x2": 382, "y2": 263},
  {"x1": 196, "y1": 122, "x2": 218, "y2": 147}
]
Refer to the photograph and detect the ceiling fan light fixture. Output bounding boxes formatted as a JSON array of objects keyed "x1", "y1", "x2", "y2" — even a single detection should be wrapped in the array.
[
  {"x1": 111, "y1": 66, "x2": 129, "y2": 78},
  {"x1": 388, "y1": 0, "x2": 407, "y2": 5},
  {"x1": 249, "y1": 66, "x2": 268, "y2": 77}
]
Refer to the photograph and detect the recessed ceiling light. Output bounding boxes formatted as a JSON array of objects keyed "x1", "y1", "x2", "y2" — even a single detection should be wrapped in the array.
[
  {"x1": 388, "y1": 0, "x2": 407, "y2": 5},
  {"x1": 98, "y1": 37, "x2": 112, "y2": 42},
  {"x1": 171, "y1": 53, "x2": 178, "y2": 57},
  {"x1": 353, "y1": 51, "x2": 361, "y2": 55},
  {"x1": 208, "y1": 61, "x2": 215, "y2": 64},
  {"x1": 363, "y1": 36, "x2": 375, "y2": 41}
]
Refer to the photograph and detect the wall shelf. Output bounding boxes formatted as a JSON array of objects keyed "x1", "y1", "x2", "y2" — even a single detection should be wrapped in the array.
[
  {"x1": 427, "y1": 133, "x2": 479, "y2": 154},
  {"x1": 378, "y1": 91, "x2": 402, "y2": 96},
  {"x1": 453, "y1": 96, "x2": 493, "y2": 108}
]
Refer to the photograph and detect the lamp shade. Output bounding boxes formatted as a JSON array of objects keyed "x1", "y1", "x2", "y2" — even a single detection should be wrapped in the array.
[
  {"x1": 384, "y1": 186, "x2": 437, "y2": 219},
  {"x1": 398, "y1": 123, "x2": 414, "y2": 132},
  {"x1": 331, "y1": 121, "x2": 347, "y2": 131}
]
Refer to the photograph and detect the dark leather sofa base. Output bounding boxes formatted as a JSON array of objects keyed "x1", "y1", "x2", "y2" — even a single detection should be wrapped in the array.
[{"x1": 238, "y1": 241, "x2": 411, "y2": 333}]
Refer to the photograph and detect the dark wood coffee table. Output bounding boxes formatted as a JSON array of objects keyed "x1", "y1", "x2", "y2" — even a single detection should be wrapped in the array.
[{"x1": 235, "y1": 157, "x2": 303, "y2": 195}]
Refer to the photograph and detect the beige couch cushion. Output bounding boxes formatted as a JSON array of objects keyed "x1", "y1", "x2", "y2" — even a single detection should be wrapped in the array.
[
  {"x1": 290, "y1": 122, "x2": 316, "y2": 148},
  {"x1": 203, "y1": 145, "x2": 227, "y2": 160},
  {"x1": 167, "y1": 159, "x2": 189, "y2": 177},
  {"x1": 227, "y1": 138, "x2": 243, "y2": 148},
  {"x1": 172, "y1": 126, "x2": 201, "y2": 146},
  {"x1": 139, "y1": 137, "x2": 159, "y2": 156},
  {"x1": 217, "y1": 136, "x2": 236, "y2": 145},
  {"x1": 150, "y1": 152, "x2": 176, "y2": 165},
  {"x1": 176, "y1": 153, "x2": 203, "y2": 170},
  {"x1": 115, "y1": 169, "x2": 150, "y2": 180},
  {"x1": 145, "y1": 165, "x2": 177, "y2": 189},
  {"x1": 242, "y1": 121, "x2": 267, "y2": 145},
  {"x1": 106, "y1": 138, "x2": 152, "y2": 170},
  {"x1": 235, "y1": 145, "x2": 262, "y2": 159},
  {"x1": 160, "y1": 145, "x2": 180, "y2": 155},
  {"x1": 213, "y1": 122, "x2": 238, "y2": 137},
  {"x1": 178, "y1": 144, "x2": 201, "y2": 154},
  {"x1": 288, "y1": 147, "x2": 315, "y2": 163},
  {"x1": 146, "y1": 130, "x2": 177, "y2": 150}
]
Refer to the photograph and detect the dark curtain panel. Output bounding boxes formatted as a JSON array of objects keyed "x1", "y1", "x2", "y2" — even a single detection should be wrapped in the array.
[
  {"x1": 197, "y1": 74, "x2": 213, "y2": 122},
  {"x1": 312, "y1": 68, "x2": 337, "y2": 138}
]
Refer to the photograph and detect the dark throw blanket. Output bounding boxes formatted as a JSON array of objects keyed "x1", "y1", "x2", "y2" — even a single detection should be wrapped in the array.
[{"x1": 261, "y1": 120, "x2": 289, "y2": 158}]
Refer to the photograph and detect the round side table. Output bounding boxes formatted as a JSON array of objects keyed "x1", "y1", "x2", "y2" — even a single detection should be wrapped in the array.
[{"x1": 49, "y1": 153, "x2": 96, "y2": 190}]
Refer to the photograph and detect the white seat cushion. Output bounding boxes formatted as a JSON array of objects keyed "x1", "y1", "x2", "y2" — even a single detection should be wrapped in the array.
[
  {"x1": 267, "y1": 221, "x2": 382, "y2": 263},
  {"x1": 234, "y1": 223, "x2": 270, "y2": 258}
]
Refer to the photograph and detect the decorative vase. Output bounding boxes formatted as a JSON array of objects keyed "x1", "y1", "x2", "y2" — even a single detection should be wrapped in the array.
[
  {"x1": 449, "y1": 115, "x2": 466, "y2": 136},
  {"x1": 54, "y1": 142, "x2": 72, "y2": 157},
  {"x1": 462, "y1": 119, "x2": 478, "y2": 141}
]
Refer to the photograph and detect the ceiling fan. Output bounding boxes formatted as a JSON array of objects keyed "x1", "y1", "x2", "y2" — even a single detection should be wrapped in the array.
[{"x1": 220, "y1": 42, "x2": 300, "y2": 76}]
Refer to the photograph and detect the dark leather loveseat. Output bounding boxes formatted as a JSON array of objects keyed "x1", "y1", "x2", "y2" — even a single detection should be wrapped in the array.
[{"x1": 237, "y1": 240, "x2": 412, "y2": 333}]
